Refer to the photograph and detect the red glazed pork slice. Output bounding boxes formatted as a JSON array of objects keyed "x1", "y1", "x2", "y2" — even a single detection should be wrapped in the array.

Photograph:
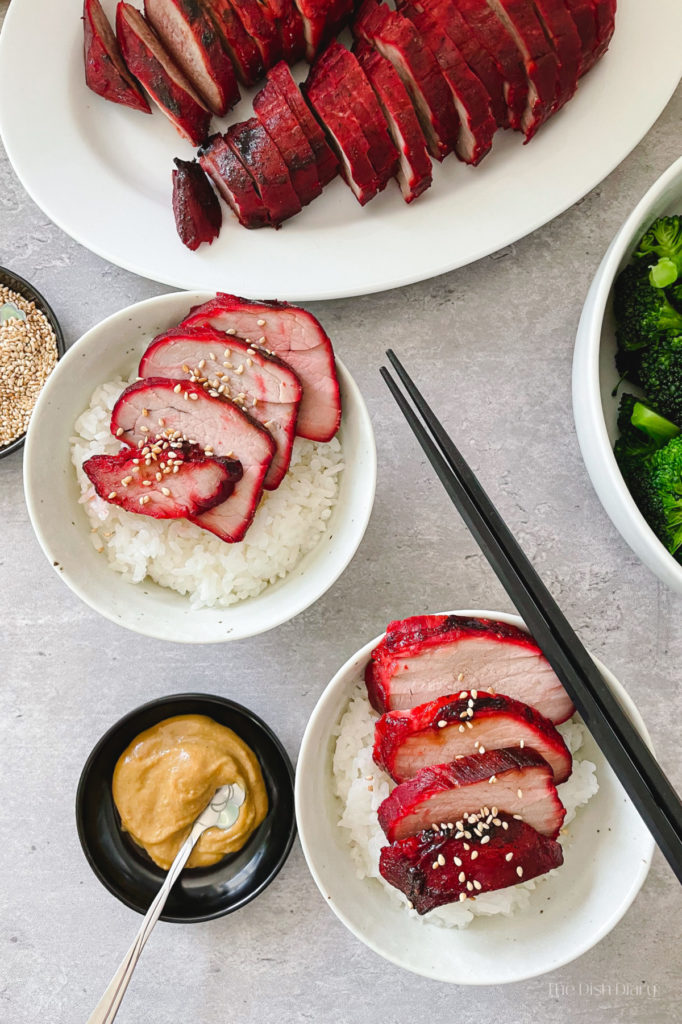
[
  {"x1": 83, "y1": 442, "x2": 242, "y2": 518},
  {"x1": 294, "y1": 0, "x2": 354, "y2": 61},
  {"x1": 267, "y1": 62, "x2": 338, "y2": 186},
  {"x1": 563, "y1": 0, "x2": 597, "y2": 74},
  {"x1": 355, "y1": 43, "x2": 432, "y2": 203},
  {"x1": 305, "y1": 57, "x2": 382, "y2": 206},
  {"x1": 116, "y1": 2, "x2": 211, "y2": 145},
  {"x1": 450, "y1": 0, "x2": 528, "y2": 133},
  {"x1": 182, "y1": 293, "x2": 341, "y2": 441},
  {"x1": 365, "y1": 614, "x2": 574, "y2": 724},
  {"x1": 588, "y1": 0, "x2": 616, "y2": 69},
  {"x1": 354, "y1": 0, "x2": 459, "y2": 161},
  {"x1": 204, "y1": 0, "x2": 264, "y2": 86},
  {"x1": 530, "y1": 0, "x2": 581, "y2": 109},
  {"x1": 253, "y1": 78, "x2": 322, "y2": 206},
  {"x1": 139, "y1": 325, "x2": 302, "y2": 489},
  {"x1": 483, "y1": 0, "x2": 559, "y2": 137},
  {"x1": 111, "y1": 377, "x2": 275, "y2": 542},
  {"x1": 198, "y1": 133, "x2": 270, "y2": 229},
  {"x1": 231, "y1": 0, "x2": 282, "y2": 67},
  {"x1": 265, "y1": 0, "x2": 306, "y2": 64},
  {"x1": 314, "y1": 44, "x2": 399, "y2": 189},
  {"x1": 400, "y1": 1, "x2": 496, "y2": 164},
  {"x1": 144, "y1": 0, "x2": 239, "y2": 115},
  {"x1": 380, "y1": 813, "x2": 563, "y2": 913},
  {"x1": 226, "y1": 119, "x2": 302, "y2": 225},
  {"x1": 171, "y1": 157, "x2": 222, "y2": 250},
  {"x1": 83, "y1": 0, "x2": 151, "y2": 112},
  {"x1": 377, "y1": 748, "x2": 566, "y2": 842},
  {"x1": 373, "y1": 692, "x2": 572, "y2": 783}
]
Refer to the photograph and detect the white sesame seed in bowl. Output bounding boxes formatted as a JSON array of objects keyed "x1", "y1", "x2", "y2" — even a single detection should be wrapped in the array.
[
  {"x1": 296, "y1": 610, "x2": 655, "y2": 985},
  {"x1": 23, "y1": 291, "x2": 376, "y2": 643}
]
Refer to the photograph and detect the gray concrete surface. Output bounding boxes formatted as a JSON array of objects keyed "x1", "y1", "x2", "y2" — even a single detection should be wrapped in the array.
[{"x1": 1, "y1": 1, "x2": 680, "y2": 1020}]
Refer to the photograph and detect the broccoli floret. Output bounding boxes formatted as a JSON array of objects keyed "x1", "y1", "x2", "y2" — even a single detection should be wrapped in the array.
[
  {"x1": 633, "y1": 437, "x2": 682, "y2": 558},
  {"x1": 613, "y1": 263, "x2": 682, "y2": 351},
  {"x1": 635, "y1": 216, "x2": 682, "y2": 288},
  {"x1": 614, "y1": 394, "x2": 668, "y2": 465},
  {"x1": 638, "y1": 335, "x2": 682, "y2": 424}
]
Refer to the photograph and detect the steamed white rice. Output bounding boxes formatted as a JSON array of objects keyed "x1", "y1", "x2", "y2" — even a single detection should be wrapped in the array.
[
  {"x1": 332, "y1": 684, "x2": 598, "y2": 928},
  {"x1": 71, "y1": 376, "x2": 344, "y2": 609}
]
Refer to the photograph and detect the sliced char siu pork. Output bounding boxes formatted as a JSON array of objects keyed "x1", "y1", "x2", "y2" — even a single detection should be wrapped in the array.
[
  {"x1": 355, "y1": 43, "x2": 432, "y2": 203},
  {"x1": 373, "y1": 692, "x2": 572, "y2": 783},
  {"x1": 293, "y1": 0, "x2": 355, "y2": 62},
  {"x1": 203, "y1": 0, "x2": 265, "y2": 86},
  {"x1": 313, "y1": 44, "x2": 399, "y2": 190},
  {"x1": 111, "y1": 377, "x2": 275, "y2": 542},
  {"x1": 83, "y1": 442, "x2": 242, "y2": 519},
  {"x1": 450, "y1": 0, "x2": 529, "y2": 134},
  {"x1": 413, "y1": 0, "x2": 508, "y2": 129},
  {"x1": 139, "y1": 324, "x2": 302, "y2": 489},
  {"x1": 172, "y1": 157, "x2": 222, "y2": 250},
  {"x1": 400, "y1": 1, "x2": 497, "y2": 164},
  {"x1": 253, "y1": 77, "x2": 323, "y2": 206},
  {"x1": 265, "y1": 0, "x2": 307, "y2": 64},
  {"x1": 378, "y1": 748, "x2": 566, "y2": 842},
  {"x1": 482, "y1": 0, "x2": 560, "y2": 137},
  {"x1": 182, "y1": 293, "x2": 341, "y2": 441},
  {"x1": 83, "y1": 0, "x2": 151, "y2": 113},
  {"x1": 304, "y1": 56, "x2": 382, "y2": 206},
  {"x1": 563, "y1": 0, "x2": 597, "y2": 74},
  {"x1": 353, "y1": 0, "x2": 459, "y2": 162},
  {"x1": 380, "y1": 814, "x2": 564, "y2": 913},
  {"x1": 144, "y1": 0, "x2": 239, "y2": 115},
  {"x1": 529, "y1": 0, "x2": 581, "y2": 109},
  {"x1": 365, "y1": 614, "x2": 575, "y2": 724},
  {"x1": 226, "y1": 118, "x2": 302, "y2": 225},
  {"x1": 589, "y1": 0, "x2": 616, "y2": 68},
  {"x1": 230, "y1": 0, "x2": 282, "y2": 68},
  {"x1": 266, "y1": 62, "x2": 338, "y2": 187},
  {"x1": 116, "y1": 3, "x2": 211, "y2": 145},
  {"x1": 198, "y1": 133, "x2": 270, "y2": 228}
]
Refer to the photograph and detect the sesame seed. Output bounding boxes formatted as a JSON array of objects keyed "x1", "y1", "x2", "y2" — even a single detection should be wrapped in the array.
[
  {"x1": 173, "y1": 383, "x2": 182, "y2": 393},
  {"x1": 257, "y1": 318, "x2": 266, "y2": 326},
  {"x1": 122, "y1": 476, "x2": 133, "y2": 485},
  {"x1": 458, "y1": 725, "x2": 465, "y2": 733},
  {"x1": 520, "y1": 739, "x2": 525, "y2": 748},
  {"x1": 455, "y1": 831, "x2": 464, "y2": 840},
  {"x1": 198, "y1": 359, "x2": 206, "y2": 370},
  {"x1": 458, "y1": 871, "x2": 465, "y2": 882},
  {"x1": 479, "y1": 746, "x2": 486, "y2": 754},
  {"x1": 226, "y1": 328, "x2": 236, "y2": 335},
  {"x1": 513, "y1": 814, "x2": 523, "y2": 821},
  {"x1": 463, "y1": 843, "x2": 470, "y2": 851},
  {"x1": 158, "y1": 418, "x2": 165, "y2": 427},
  {"x1": 182, "y1": 364, "x2": 190, "y2": 372},
  {"x1": 466, "y1": 721, "x2": 473, "y2": 729},
  {"x1": 437, "y1": 719, "x2": 447, "y2": 728},
  {"x1": 161, "y1": 487, "x2": 170, "y2": 496},
  {"x1": 466, "y1": 881, "x2": 473, "y2": 892},
  {"x1": 142, "y1": 407, "x2": 148, "y2": 416},
  {"x1": 459, "y1": 893, "x2": 467, "y2": 902},
  {"x1": 459, "y1": 690, "x2": 467, "y2": 698},
  {"x1": 481, "y1": 835, "x2": 490, "y2": 845},
  {"x1": 189, "y1": 392, "x2": 198, "y2": 400},
  {"x1": 437, "y1": 854, "x2": 445, "y2": 866},
  {"x1": 458, "y1": 673, "x2": 464, "y2": 682},
  {"x1": 208, "y1": 353, "x2": 216, "y2": 360},
  {"x1": 488, "y1": 775, "x2": 496, "y2": 784},
  {"x1": 473, "y1": 880, "x2": 482, "y2": 891},
  {"x1": 107, "y1": 491, "x2": 117, "y2": 500},
  {"x1": 516, "y1": 866, "x2": 523, "y2": 878},
  {"x1": 517, "y1": 789, "x2": 523, "y2": 799},
  {"x1": 505, "y1": 852, "x2": 513, "y2": 861},
  {"x1": 470, "y1": 850, "x2": 478, "y2": 860},
  {"x1": 453, "y1": 856, "x2": 462, "y2": 866},
  {"x1": 431, "y1": 822, "x2": 439, "y2": 831},
  {"x1": 116, "y1": 427, "x2": 124, "y2": 437},
  {"x1": 155, "y1": 472, "x2": 162, "y2": 481},
  {"x1": 432, "y1": 861, "x2": 439, "y2": 871},
  {"x1": 502, "y1": 821, "x2": 509, "y2": 830},
  {"x1": 471, "y1": 689, "x2": 478, "y2": 699}
]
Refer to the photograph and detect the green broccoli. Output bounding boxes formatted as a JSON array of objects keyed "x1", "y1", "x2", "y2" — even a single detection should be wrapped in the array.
[
  {"x1": 635, "y1": 215, "x2": 682, "y2": 288},
  {"x1": 632, "y1": 437, "x2": 682, "y2": 558},
  {"x1": 638, "y1": 335, "x2": 682, "y2": 424},
  {"x1": 613, "y1": 263, "x2": 682, "y2": 351}
]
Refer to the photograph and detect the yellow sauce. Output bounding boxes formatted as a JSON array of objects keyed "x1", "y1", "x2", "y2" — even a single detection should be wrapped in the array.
[{"x1": 112, "y1": 714, "x2": 268, "y2": 870}]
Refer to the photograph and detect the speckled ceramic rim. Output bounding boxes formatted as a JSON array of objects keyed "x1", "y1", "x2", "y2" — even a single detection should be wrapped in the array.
[
  {"x1": 76, "y1": 692, "x2": 297, "y2": 923},
  {"x1": 0, "y1": 265, "x2": 65, "y2": 459},
  {"x1": 296, "y1": 610, "x2": 656, "y2": 985}
]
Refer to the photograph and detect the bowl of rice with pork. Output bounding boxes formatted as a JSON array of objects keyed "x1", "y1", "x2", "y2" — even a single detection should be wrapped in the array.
[
  {"x1": 296, "y1": 610, "x2": 655, "y2": 985},
  {"x1": 24, "y1": 291, "x2": 375, "y2": 643}
]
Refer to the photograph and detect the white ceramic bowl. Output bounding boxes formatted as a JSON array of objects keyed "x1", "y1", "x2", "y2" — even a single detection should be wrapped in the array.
[
  {"x1": 573, "y1": 155, "x2": 682, "y2": 592},
  {"x1": 24, "y1": 292, "x2": 376, "y2": 643},
  {"x1": 296, "y1": 610, "x2": 654, "y2": 985}
]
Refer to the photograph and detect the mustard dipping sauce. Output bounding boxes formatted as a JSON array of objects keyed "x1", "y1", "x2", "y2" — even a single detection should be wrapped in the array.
[{"x1": 112, "y1": 715, "x2": 268, "y2": 870}]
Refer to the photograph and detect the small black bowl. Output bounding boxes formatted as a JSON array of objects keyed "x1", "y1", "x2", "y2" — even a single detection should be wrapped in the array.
[
  {"x1": 0, "y1": 266, "x2": 65, "y2": 460},
  {"x1": 76, "y1": 694, "x2": 296, "y2": 923}
]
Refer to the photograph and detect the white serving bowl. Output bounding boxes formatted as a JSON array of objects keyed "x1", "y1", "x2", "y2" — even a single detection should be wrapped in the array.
[
  {"x1": 296, "y1": 610, "x2": 654, "y2": 985},
  {"x1": 24, "y1": 292, "x2": 376, "y2": 643},
  {"x1": 573, "y1": 155, "x2": 682, "y2": 592}
]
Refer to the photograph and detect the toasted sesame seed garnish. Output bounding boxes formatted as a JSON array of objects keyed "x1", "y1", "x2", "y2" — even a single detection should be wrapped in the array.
[
  {"x1": 470, "y1": 850, "x2": 478, "y2": 860},
  {"x1": 432, "y1": 861, "x2": 439, "y2": 871},
  {"x1": 459, "y1": 711, "x2": 468, "y2": 720},
  {"x1": 466, "y1": 720, "x2": 473, "y2": 729},
  {"x1": 431, "y1": 822, "x2": 439, "y2": 831},
  {"x1": 488, "y1": 775, "x2": 496, "y2": 784},
  {"x1": 161, "y1": 487, "x2": 170, "y2": 497},
  {"x1": 453, "y1": 856, "x2": 462, "y2": 866},
  {"x1": 407, "y1": 901, "x2": 413, "y2": 909},
  {"x1": 458, "y1": 673, "x2": 464, "y2": 682},
  {"x1": 116, "y1": 427, "x2": 124, "y2": 437},
  {"x1": 122, "y1": 475, "x2": 133, "y2": 485},
  {"x1": 107, "y1": 491, "x2": 117, "y2": 500},
  {"x1": 189, "y1": 392, "x2": 198, "y2": 400},
  {"x1": 516, "y1": 866, "x2": 523, "y2": 878},
  {"x1": 517, "y1": 789, "x2": 523, "y2": 799},
  {"x1": 173, "y1": 383, "x2": 182, "y2": 393},
  {"x1": 458, "y1": 871, "x2": 465, "y2": 883},
  {"x1": 520, "y1": 739, "x2": 525, "y2": 748},
  {"x1": 502, "y1": 821, "x2": 509, "y2": 830},
  {"x1": 513, "y1": 814, "x2": 522, "y2": 821},
  {"x1": 236, "y1": 364, "x2": 244, "y2": 375},
  {"x1": 464, "y1": 831, "x2": 471, "y2": 839},
  {"x1": 437, "y1": 854, "x2": 445, "y2": 866},
  {"x1": 466, "y1": 881, "x2": 473, "y2": 892},
  {"x1": 505, "y1": 852, "x2": 513, "y2": 862},
  {"x1": 473, "y1": 880, "x2": 482, "y2": 891},
  {"x1": 226, "y1": 328, "x2": 236, "y2": 335},
  {"x1": 458, "y1": 725, "x2": 465, "y2": 733},
  {"x1": 223, "y1": 361, "x2": 233, "y2": 369},
  {"x1": 471, "y1": 689, "x2": 478, "y2": 699},
  {"x1": 455, "y1": 831, "x2": 464, "y2": 840},
  {"x1": 208, "y1": 352, "x2": 216, "y2": 360},
  {"x1": 155, "y1": 472, "x2": 162, "y2": 481},
  {"x1": 142, "y1": 479, "x2": 151, "y2": 487},
  {"x1": 458, "y1": 892, "x2": 467, "y2": 902},
  {"x1": 459, "y1": 690, "x2": 467, "y2": 698},
  {"x1": 142, "y1": 407, "x2": 148, "y2": 416},
  {"x1": 437, "y1": 719, "x2": 447, "y2": 728},
  {"x1": 481, "y1": 835, "x2": 490, "y2": 845},
  {"x1": 479, "y1": 746, "x2": 486, "y2": 754},
  {"x1": 257, "y1": 318, "x2": 266, "y2": 326}
]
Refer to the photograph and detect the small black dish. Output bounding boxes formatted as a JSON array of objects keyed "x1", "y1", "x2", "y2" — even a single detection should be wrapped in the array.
[
  {"x1": 0, "y1": 266, "x2": 65, "y2": 460},
  {"x1": 76, "y1": 693, "x2": 296, "y2": 923}
]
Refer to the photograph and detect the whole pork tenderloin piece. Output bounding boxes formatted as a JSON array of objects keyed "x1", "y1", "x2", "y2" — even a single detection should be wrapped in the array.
[
  {"x1": 181, "y1": 293, "x2": 341, "y2": 442},
  {"x1": 373, "y1": 691, "x2": 572, "y2": 783},
  {"x1": 171, "y1": 158, "x2": 222, "y2": 251},
  {"x1": 111, "y1": 377, "x2": 275, "y2": 542},
  {"x1": 380, "y1": 813, "x2": 563, "y2": 913},
  {"x1": 377, "y1": 747, "x2": 566, "y2": 842},
  {"x1": 365, "y1": 614, "x2": 575, "y2": 723},
  {"x1": 83, "y1": 441, "x2": 242, "y2": 519}
]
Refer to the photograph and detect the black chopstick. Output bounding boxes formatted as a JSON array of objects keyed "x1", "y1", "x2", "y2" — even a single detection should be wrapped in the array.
[{"x1": 382, "y1": 350, "x2": 682, "y2": 884}]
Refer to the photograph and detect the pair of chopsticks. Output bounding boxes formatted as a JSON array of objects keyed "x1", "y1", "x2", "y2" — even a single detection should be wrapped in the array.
[{"x1": 381, "y1": 350, "x2": 682, "y2": 884}]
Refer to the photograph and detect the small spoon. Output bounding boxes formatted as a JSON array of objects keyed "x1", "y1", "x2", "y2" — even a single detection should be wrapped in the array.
[{"x1": 87, "y1": 783, "x2": 246, "y2": 1024}]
